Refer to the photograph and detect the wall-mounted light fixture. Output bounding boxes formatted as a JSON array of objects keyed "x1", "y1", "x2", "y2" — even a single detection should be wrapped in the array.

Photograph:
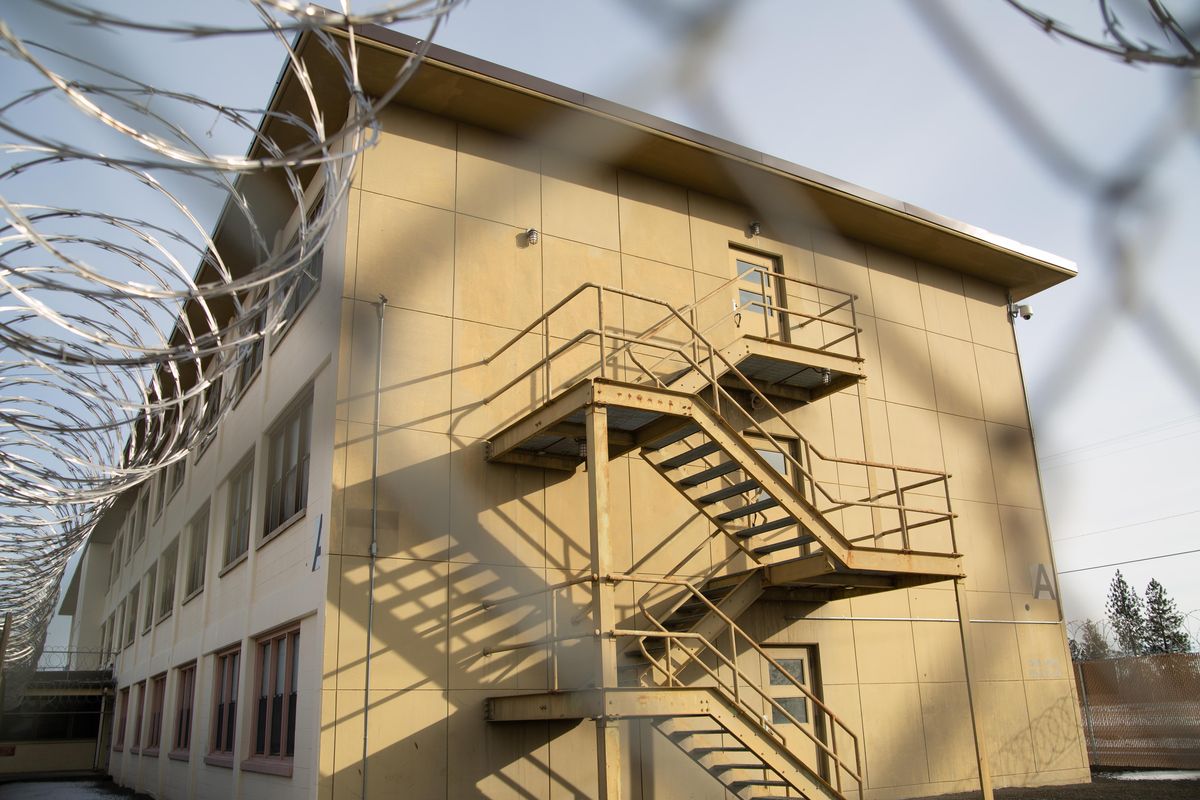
[
  {"x1": 748, "y1": 221, "x2": 761, "y2": 237},
  {"x1": 525, "y1": 228, "x2": 540, "y2": 246}
]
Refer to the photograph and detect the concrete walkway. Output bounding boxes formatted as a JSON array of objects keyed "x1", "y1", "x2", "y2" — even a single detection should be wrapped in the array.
[{"x1": 0, "y1": 780, "x2": 145, "y2": 800}]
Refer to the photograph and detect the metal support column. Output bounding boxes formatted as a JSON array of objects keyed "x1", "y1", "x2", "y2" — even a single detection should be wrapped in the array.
[
  {"x1": 954, "y1": 579, "x2": 994, "y2": 800},
  {"x1": 586, "y1": 404, "x2": 621, "y2": 800}
]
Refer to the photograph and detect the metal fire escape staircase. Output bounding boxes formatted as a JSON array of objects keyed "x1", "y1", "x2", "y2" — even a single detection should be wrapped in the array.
[{"x1": 479, "y1": 271, "x2": 963, "y2": 800}]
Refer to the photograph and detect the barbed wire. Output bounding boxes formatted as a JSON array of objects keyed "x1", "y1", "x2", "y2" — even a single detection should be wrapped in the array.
[{"x1": 0, "y1": 0, "x2": 463, "y2": 701}]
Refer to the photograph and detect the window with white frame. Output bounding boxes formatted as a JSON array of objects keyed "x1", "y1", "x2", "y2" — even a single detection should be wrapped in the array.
[
  {"x1": 114, "y1": 686, "x2": 129, "y2": 751},
  {"x1": 141, "y1": 568, "x2": 156, "y2": 633},
  {"x1": 124, "y1": 586, "x2": 139, "y2": 647},
  {"x1": 130, "y1": 680, "x2": 146, "y2": 753},
  {"x1": 154, "y1": 472, "x2": 167, "y2": 522},
  {"x1": 133, "y1": 486, "x2": 150, "y2": 552},
  {"x1": 184, "y1": 503, "x2": 210, "y2": 599},
  {"x1": 197, "y1": 376, "x2": 223, "y2": 456},
  {"x1": 172, "y1": 662, "x2": 196, "y2": 755},
  {"x1": 223, "y1": 453, "x2": 254, "y2": 566},
  {"x1": 168, "y1": 458, "x2": 186, "y2": 500},
  {"x1": 144, "y1": 673, "x2": 166, "y2": 755},
  {"x1": 234, "y1": 307, "x2": 265, "y2": 397},
  {"x1": 275, "y1": 202, "x2": 324, "y2": 338},
  {"x1": 158, "y1": 538, "x2": 178, "y2": 620},
  {"x1": 109, "y1": 536, "x2": 120, "y2": 586},
  {"x1": 210, "y1": 646, "x2": 240, "y2": 761},
  {"x1": 250, "y1": 626, "x2": 299, "y2": 767},
  {"x1": 263, "y1": 390, "x2": 312, "y2": 538}
]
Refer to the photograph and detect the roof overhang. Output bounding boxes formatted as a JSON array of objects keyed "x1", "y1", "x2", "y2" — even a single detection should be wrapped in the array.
[{"x1": 283, "y1": 23, "x2": 1075, "y2": 300}]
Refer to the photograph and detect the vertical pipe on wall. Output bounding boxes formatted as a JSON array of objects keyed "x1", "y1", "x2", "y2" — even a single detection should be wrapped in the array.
[
  {"x1": 361, "y1": 295, "x2": 387, "y2": 800},
  {"x1": 954, "y1": 579, "x2": 995, "y2": 800}
]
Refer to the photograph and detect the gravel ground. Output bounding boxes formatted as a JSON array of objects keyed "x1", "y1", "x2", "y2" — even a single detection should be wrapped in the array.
[{"x1": 921, "y1": 773, "x2": 1200, "y2": 800}]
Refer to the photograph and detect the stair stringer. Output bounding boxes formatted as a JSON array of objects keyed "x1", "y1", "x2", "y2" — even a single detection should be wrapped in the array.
[{"x1": 680, "y1": 398, "x2": 856, "y2": 565}]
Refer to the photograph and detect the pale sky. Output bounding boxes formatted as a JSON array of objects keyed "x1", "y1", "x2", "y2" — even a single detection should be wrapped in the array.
[{"x1": 11, "y1": 1, "x2": 1199, "y2": 648}]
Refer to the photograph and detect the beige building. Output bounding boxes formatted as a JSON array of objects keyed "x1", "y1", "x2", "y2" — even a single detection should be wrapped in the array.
[{"x1": 60, "y1": 23, "x2": 1090, "y2": 800}]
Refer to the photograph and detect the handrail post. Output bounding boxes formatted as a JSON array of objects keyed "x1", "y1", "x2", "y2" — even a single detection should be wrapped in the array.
[
  {"x1": 597, "y1": 290, "x2": 607, "y2": 380},
  {"x1": 728, "y1": 625, "x2": 739, "y2": 704},
  {"x1": 945, "y1": 479, "x2": 958, "y2": 553},
  {"x1": 759, "y1": 269, "x2": 769, "y2": 339},
  {"x1": 893, "y1": 467, "x2": 910, "y2": 550},
  {"x1": 849, "y1": 296, "x2": 860, "y2": 358},
  {"x1": 708, "y1": 341, "x2": 720, "y2": 414},
  {"x1": 542, "y1": 318, "x2": 550, "y2": 401},
  {"x1": 689, "y1": 307, "x2": 699, "y2": 366}
]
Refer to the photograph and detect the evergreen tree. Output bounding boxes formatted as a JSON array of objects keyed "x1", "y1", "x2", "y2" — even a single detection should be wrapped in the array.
[
  {"x1": 1070, "y1": 619, "x2": 1111, "y2": 661},
  {"x1": 1143, "y1": 578, "x2": 1191, "y2": 654},
  {"x1": 1105, "y1": 570, "x2": 1146, "y2": 655}
]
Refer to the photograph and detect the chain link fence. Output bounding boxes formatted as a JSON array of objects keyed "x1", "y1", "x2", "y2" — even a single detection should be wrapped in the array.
[{"x1": 1074, "y1": 652, "x2": 1200, "y2": 769}]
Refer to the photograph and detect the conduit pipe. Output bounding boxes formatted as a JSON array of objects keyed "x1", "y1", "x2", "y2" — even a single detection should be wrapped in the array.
[{"x1": 361, "y1": 295, "x2": 387, "y2": 800}]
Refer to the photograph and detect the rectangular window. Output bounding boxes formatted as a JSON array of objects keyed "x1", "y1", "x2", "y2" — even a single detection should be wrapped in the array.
[
  {"x1": 251, "y1": 627, "x2": 299, "y2": 763},
  {"x1": 114, "y1": 602, "x2": 125, "y2": 652},
  {"x1": 168, "y1": 458, "x2": 186, "y2": 499},
  {"x1": 131, "y1": 680, "x2": 146, "y2": 753},
  {"x1": 234, "y1": 308, "x2": 265, "y2": 396},
  {"x1": 276, "y1": 204, "x2": 324, "y2": 337},
  {"x1": 210, "y1": 646, "x2": 241, "y2": 759},
  {"x1": 122, "y1": 515, "x2": 133, "y2": 565},
  {"x1": 184, "y1": 503, "x2": 210, "y2": 599},
  {"x1": 154, "y1": 472, "x2": 167, "y2": 522},
  {"x1": 145, "y1": 674, "x2": 167, "y2": 755},
  {"x1": 224, "y1": 454, "x2": 255, "y2": 566},
  {"x1": 124, "y1": 586, "x2": 139, "y2": 647},
  {"x1": 198, "y1": 376, "x2": 223, "y2": 456},
  {"x1": 141, "y1": 568, "x2": 156, "y2": 633},
  {"x1": 264, "y1": 391, "x2": 312, "y2": 537},
  {"x1": 109, "y1": 538, "x2": 120, "y2": 586},
  {"x1": 114, "y1": 687, "x2": 129, "y2": 751},
  {"x1": 134, "y1": 487, "x2": 150, "y2": 551},
  {"x1": 172, "y1": 663, "x2": 196, "y2": 756},
  {"x1": 158, "y1": 538, "x2": 178, "y2": 620}
]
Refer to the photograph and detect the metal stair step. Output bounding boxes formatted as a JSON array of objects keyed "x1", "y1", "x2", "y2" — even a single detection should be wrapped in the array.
[
  {"x1": 691, "y1": 478, "x2": 760, "y2": 504},
  {"x1": 730, "y1": 779, "x2": 787, "y2": 790},
  {"x1": 665, "y1": 727, "x2": 725, "y2": 740},
  {"x1": 752, "y1": 534, "x2": 815, "y2": 555},
  {"x1": 641, "y1": 422, "x2": 700, "y2": 451},
  {"x1": 691, "y1": 746, "x2": 750, "y2": 755},
  {"x1": 711, "y1": 762, "x2": 769, "y2": 771},
  {"x1": 678, "y1": 460, "x2": 741, "y2": 486},
  {"x1": 737, "y1": 516, "x2": 798, "y2": 538},
  {"x1": 716, "y1": 497, "x2": 780, "y2": 521},
  {"x1": 657, "y1": 440, "x2": 722, "y2": 469}
]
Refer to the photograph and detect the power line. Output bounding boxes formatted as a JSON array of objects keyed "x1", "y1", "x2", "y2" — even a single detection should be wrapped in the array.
[
  {"x1": 1058, "y1": 547, "x2": 1200, "y2": 575},
  {"x1": 1038, "y1": 413, "x2": 1200, "y2": 463},
  {"x1": 1052, "y1": 508, "x2": 1200, "y2": 543}
]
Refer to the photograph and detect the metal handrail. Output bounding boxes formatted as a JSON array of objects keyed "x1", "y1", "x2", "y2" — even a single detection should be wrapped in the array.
[
  {"x1": 484, "y1": 282, "x2": 955, "y2": 553},
  {"x1": 616, "y1": 572, "x2": 862, "y2": 796}
]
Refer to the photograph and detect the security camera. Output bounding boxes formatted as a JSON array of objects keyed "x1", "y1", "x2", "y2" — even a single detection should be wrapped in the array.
[{"x1": 1018, "y1": 304, "x2": 1032, "y2": 320}]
